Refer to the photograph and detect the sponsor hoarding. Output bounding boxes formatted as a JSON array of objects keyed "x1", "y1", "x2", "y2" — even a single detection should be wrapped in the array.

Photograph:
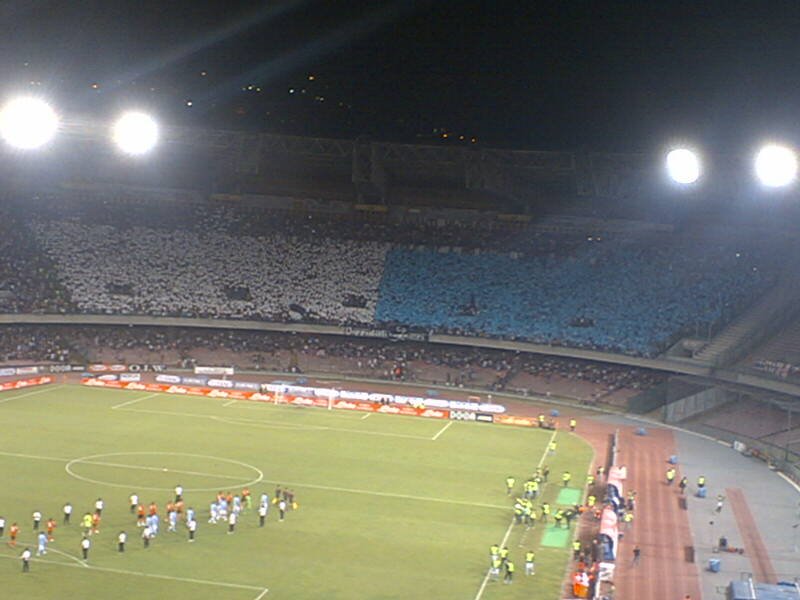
[
  {"x1": 494, "y1": 415, "x2": 537, "y2": 427},
  {"x1": 194, "y1": 366, "x2": 235, "y2": 376},
  {"x1": 80, "y1": 379, "x2": 456, "y2": 421},
  {"x1": 233, "y1": 381, "x2": 261, "y2": 391},
  {"x1": 263, "y1": 383, "x2": 505, "y2": 414},
  {"x1": 207, "y1": 378, "x2": 234, "y2": 389},
  {"x1": 449, "y1": 410, "x2": 477, "y2": 421},
  {"x1": 89, "y1": 364, "x2": 165, "y2": 373},
  {"x1": 0, "y1": 376, "x2": 53, "y2": 392}
]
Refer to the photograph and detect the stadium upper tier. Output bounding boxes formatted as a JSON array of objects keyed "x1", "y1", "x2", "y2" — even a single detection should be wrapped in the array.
[{"x1": 0, "y1": 194, "x2": 785, "y2": 357}]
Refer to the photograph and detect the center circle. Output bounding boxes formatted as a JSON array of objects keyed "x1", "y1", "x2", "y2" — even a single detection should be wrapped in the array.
[{"x1": 65, "y1": 451, "x2": 263, "y2": 492}]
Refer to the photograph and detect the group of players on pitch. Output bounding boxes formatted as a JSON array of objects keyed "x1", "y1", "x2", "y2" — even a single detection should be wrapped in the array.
[{"x1": 7, "y1": 484, "x2": 299, "y2": 571}]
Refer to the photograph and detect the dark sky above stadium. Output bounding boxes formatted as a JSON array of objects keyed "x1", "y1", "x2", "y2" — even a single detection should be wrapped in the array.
[{"x1": 3, "y1": 1, "x2": 800, "y2": 152}]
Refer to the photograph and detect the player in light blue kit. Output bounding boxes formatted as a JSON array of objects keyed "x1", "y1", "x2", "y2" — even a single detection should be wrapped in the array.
[{"x1": 36, "y1": 531, "x2": 47, "y2": 556}]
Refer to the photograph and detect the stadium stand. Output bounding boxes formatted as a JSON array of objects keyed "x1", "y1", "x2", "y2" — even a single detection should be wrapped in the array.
[
  {"x1": 693, "y1": 397, "x2": 791, "y2": 440},
  {"x1": 0, "y1": 325, "x2": 665, "y2": 401},
  {"x1": 0, "y1": 193, "x2": 786, "y2": 358},
  {"x1": 743, "y1": 317, "x2": 800, "y2": 381},
  {"x1": 376, "y1": 236, "x2": 779, "y2": 356}
]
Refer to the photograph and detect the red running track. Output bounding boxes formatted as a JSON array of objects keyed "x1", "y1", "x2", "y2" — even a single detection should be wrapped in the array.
[
  {"x1": 606, "y1": 425, "x2": 702, "y2": 600},
  {"x1": 726, "y1": 487, "x2": 776, "y2": 584}
]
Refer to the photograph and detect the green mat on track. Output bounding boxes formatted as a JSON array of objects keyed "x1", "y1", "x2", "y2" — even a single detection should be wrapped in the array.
[
  {"x1": 540, "y1": 526, "x2": 571, "y2": 548},
  {"x1": 556, "y1": 487, "x2": 582, "y2": 505}
]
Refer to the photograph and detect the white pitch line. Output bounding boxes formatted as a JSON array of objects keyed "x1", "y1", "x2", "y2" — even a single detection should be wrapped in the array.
[
  {"x1": 111, "y1": 392, "x2": 160, "y2": 410},
  {"x1": 473, "y1": 429, "x2": 558, "y2": 600},
  {"x1": 0, "y1": 446, "x2": 507, "y2": 511},
  {"x1": 360, "y1": 413, "x2": 371, "y2": 420},
  {"x1": 73, "y1": 459, "x2": 251, "y2": 481},
  {"x1": 0, "y1": 552, "x2": 265, "y2": 592},
  {"x1": 431, "y1": 420, "x2": 453, "y2": 441},
  {"x1": 216, "y1": 415, "x2": 432, "y2": 441},
  {"x1": 223, "y1": 399, "x2": 237, "y2": 407},
  {"x1": 0, "y1": 449, "x2": 67, "y2": 463},
  {"x1": 259, "y1": 478, "x2": 508, "y2": 511},
  {"x1": 0, "y1": 384, "x2": 61, "y2": 405},
  {"x1": 0, "y1": 449, "x2": 251, "y2": 482},
  {"x1": 16, "y1": 540, "x2": 89, "y2": 568},
  {"x1": 254, "y1": 588, "x2": 270, "y2": 600}
]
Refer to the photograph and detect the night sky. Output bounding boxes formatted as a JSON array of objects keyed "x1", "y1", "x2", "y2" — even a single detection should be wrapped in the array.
[{"x1": 2, "y1": 1, "x2": 800, "y2": 152}]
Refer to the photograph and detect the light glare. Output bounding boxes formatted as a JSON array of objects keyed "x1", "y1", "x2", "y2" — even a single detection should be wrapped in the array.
[
  {"x1": 112, "y1": 112, "x2": 159, "y2": 155},
  {"x1": 0, "y1": 97, "x2": 59, "y2": 149},
  {"x1": 666, "y1": 148, "x2": 701, "y2": 184},
  {"x1": 755, "y1": 144, "x2": 797, "y2": 188}
]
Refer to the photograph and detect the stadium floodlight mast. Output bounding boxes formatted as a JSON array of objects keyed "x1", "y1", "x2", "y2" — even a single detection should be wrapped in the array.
[
  {"x1": 0, "y1": 97, "x2": 59, "y2": 150},
  {"x1": 112, "y1": 111, "x2": 159, "y2": 155},
  {"x1": 665, "y1": 148, "x2": 701, "y2": 184},
  {"x1": 755, "y1": 144, "x2": 798, "y2": 188}
]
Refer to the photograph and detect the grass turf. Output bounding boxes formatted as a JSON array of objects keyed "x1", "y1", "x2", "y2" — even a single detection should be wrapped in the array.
[
  {"x1": 556, "y1": 488, "x2": 584, "y2": 506},
  {"x1": 0, "y1": 383, "x2": 593, "y2": 599}
]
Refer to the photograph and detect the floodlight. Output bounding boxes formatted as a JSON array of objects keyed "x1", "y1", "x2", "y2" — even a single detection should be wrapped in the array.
[
  {"x1": 0, "y1": 97, "x2": 59, "y2": 149},
  {"x1": 666, "y1": 148, "x2": 701, "y2": 184},
  {"x1": 755, "y1": 144, "x2": 797, "y2": 187},
  {"x1": 112, "y1": 111, "x2": 159, "y2": 155}
]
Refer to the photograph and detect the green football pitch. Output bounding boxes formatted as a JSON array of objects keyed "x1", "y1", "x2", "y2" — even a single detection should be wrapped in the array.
[{"x1": 0, "y1": 383, "x2": 593, "y2": 599}]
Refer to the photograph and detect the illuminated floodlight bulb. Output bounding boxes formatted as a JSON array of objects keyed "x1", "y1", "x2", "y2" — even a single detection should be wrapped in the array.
[
  {"x1": 755, "y1": 144, "x2": 797, "y2": 188},
  {"x1": 0, "y1": 97, "x2": 59, "y2": 149},
  {"x1": 666, "y1": 148, "x2": 701, "y2": 184},
  {"x1": 112, "y1": 111, "x2": 159, "y2": 155}
]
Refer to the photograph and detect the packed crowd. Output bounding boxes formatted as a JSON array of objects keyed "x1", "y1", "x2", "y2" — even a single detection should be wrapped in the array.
[
  {"x1": 0, "y1": 193, "x2": 785, "y2": 357},
  {"x1": 0, "y1": 326, "x2": 73, "y2": 364},
  {"x1": 30, "y1": 219, "x2": 388, "y2": 323},
  {"x1": 0, "y1": 207, "x2": 73, "y2": 314},
  {"x1": 376, "y1": 237, "x2": 780, "y2": 356}
]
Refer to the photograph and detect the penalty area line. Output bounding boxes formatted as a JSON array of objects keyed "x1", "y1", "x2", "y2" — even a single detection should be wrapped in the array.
[
  {"x1": 473, "y1": 429, "x2": 557, "y2": 600},
  {"x1": 431, "y1": 420, "x2": 453, "y2": 441},
  {"x1": 254, "y1": 588, "x2": 270, "y2": 599},
  {"x1": 111, "y1": 392, "x2": 160, "y2": 410},
  {"x1": 0, "y1": 384, "x2": 63, "y2": 405}
]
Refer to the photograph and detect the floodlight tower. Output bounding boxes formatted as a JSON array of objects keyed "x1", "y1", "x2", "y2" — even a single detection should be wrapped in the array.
[
  {"x1": 0, "y1": 97, "x2": 59, "y2": 149},
  {"x1": 755, "y1": 144, "x2": 797, "y2": 188},
  {"x1": 112, "y1": 111, "x2": 159, "y2": 155},
  {"x1": 666, "y1": 148, "x2": 701, "y2": 184}
]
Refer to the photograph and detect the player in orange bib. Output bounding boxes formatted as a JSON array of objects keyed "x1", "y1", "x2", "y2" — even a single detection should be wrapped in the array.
[
  {"x1": 175, "y1": 500, "x2": 185, "y2": 515},
  {"x1": 91, "y1": 513, "x2": 101, "y2": 535},
  {"x1": 9, "y1": 523, "x2": 19, "y2": 547},
  {"x1": 166, "y1": 502, "x2": 175, "y2": 515},
  {"x1": 46, "y1": 518, "x2": 57, "y2": 541},
  {"x1": 136, "y1": 504, "x2": 146, "y2": 527},
  {"x1": 148, "y1": 502, "x2": 158, "y2": 517}
]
